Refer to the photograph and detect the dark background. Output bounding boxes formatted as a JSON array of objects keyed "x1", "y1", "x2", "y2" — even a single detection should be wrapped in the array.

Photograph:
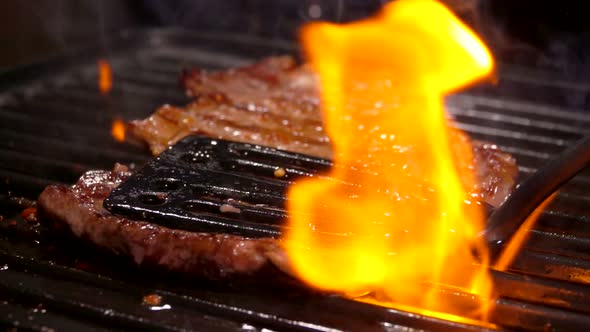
[{"x1": 1, "y1": 0, "x2": 590, "y2": 71}]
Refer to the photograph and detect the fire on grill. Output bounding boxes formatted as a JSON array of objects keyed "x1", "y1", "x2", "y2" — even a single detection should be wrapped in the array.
[
  {"x1": 4, "y1": 0, "x2": 588, "y2": 331},
  {"x1": 31, "y1": 0, "x2": 529, "y2": 326},
  {"x1": 286, "y1": 0, "x2": 496, "y2": 321}
]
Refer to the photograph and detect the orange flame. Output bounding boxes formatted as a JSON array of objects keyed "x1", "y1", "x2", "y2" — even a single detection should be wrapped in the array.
[
  {"x1": 111, "y1": 119, "x2": 126, "y2": 142},
  {"x1": 98, "y1": 59, "x2": 113, "y2": 95},
  {"x1": 285, "y1": 0, "x2": 494, "y2": 322},
  {"x1": 494, "y1": 192, "x2": 558, "y2": 271}
]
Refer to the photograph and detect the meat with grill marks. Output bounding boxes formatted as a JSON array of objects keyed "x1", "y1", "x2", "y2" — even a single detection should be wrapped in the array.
[
  {"x1": 36, "y1": 56, "x2": 519, "y2": 279},
  {"x1": 37, "y1": 165, "x2": 291, "y2": 279},
  {"x1": 130, "y1": 55, "x2": 518, "y2": 207}
]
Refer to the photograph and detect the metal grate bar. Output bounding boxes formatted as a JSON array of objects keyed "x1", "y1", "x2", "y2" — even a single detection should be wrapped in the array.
[
  {"x1": 499, "y1": 65, "x2": 590, "y2": 91},
  {"x1": 0, "y1": 107, "x2": 111, "y2": 136},
  {"x1": 0, "y1": 150, "x2": 94, "y2": 182},
  {"x1": 450, "y1": 94, "x2": 590, "y2": 121},
  {"x1": 450, "y1": 108, "x2": 588, "y2": 135},
  {"x1": 137, "y1": 49, "x2": 254, "y2": 71},
  {"x1": 0, "y1": 299, "x2": 111, "y2": 332},
  {"x1": 0, "y1": 129, "x2": 148, "y2": 166},
  {"x1": 0, "y1": 169, "x2": 58, "y2": 197},
  {"x1": 508, "y1": 249, "x2": 590, "y2": 284},
  {"x1": 0, "y1": 266, "x2": 243, "y2": 332},
  {"x1": 0, "y1": 250, "x2": 488, "y2": 332},
  {"x1": 457, "y1": 123, "x2": 576, "y2": 149}
]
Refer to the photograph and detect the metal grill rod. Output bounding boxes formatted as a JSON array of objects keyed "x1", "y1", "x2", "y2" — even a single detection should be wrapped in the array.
[{"x1": 484, "y1": 134, "x2": 590, "y2": 253}]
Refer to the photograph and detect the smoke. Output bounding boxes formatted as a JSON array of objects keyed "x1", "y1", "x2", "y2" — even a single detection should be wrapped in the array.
[
  {"x1": 0, "y1": 1, "x2": 140, "y2": 68},
  {"x1": 435, "y1": 0, "x2": 590, "y2": 109},
  {"x1": 3, "y1": 0, "x2": 590, "y2": 87},
  {"x1": 481, "y1": 1, "x2": 590, "y2": 71},
  {"x1": 140, "y1": 0, "x2": 384, "y2": 40},
  {"x1": 137, "y1": 0, "x2": 590, "y2": 110}
]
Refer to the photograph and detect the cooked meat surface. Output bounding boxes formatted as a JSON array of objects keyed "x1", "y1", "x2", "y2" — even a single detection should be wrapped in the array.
[
  {"x1": 130, "y1": 56, "x2": 328, "y2": 158},
  {"x1": 130, "y1": 55, "x2": 518, "y2": 207},
  {"x1": 37, "y1": 165, "x2": 290, "y2": 278}
]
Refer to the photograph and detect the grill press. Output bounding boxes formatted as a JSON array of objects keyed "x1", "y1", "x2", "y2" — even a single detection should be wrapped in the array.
[{"x1": 105, "y1": 134, "x2": 331, "y2": 238}]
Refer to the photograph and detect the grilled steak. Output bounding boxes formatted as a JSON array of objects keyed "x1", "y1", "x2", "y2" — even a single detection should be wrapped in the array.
[
  {"x1": 37, "y1": 164, "x2": 290, "y2": 278},
  {"x1": 35, "y1": 56, "x2": 519, "y2": 279},
  {"x1": 130, "y1": 56, "x2": 327, "y2": 158},
  {"x1": 130, "y1": 55, "x2": 518, "y2": 207}
]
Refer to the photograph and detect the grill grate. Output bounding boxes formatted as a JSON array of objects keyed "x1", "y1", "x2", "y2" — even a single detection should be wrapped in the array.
[
  {"x1": 1, "y1": 28, "x2": 590, "y2": 331},
  {"x1": 104, "y1": 135, "x2": 333, "y2": 238}
]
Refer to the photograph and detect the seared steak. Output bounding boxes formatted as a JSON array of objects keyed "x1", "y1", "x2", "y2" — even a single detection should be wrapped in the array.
[
  {"x1": 130, "y1": 56, "x2": 518, "y2": 207},
  {"x1": 37, "y1": 165, "x2": 290, "y2": 278},
  {"x1": 130, "y1": 56, "x2": 328, "y2": 159},
  {"x1": 36, "y1": 56, "x2": 519, "y2": 279}
]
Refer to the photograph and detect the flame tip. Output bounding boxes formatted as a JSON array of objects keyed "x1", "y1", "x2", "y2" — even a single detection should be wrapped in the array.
[
  {"x1": 111, "y1": 119, "x2": 126, "y2": 142},
  {"x1": 98, "y1": 59, "x2": 113, "y2": 95}
]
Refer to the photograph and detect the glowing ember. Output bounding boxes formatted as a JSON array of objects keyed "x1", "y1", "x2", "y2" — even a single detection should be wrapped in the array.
[
  {"x1": 285, "y1": 0, "x2": 494, "y2": 321},
  {"x1": 111, "y1": 119, "x2": 126, "y2": 142},
  {"x1": 98, "y1": 59, "x2": 113, "y2": 95}
]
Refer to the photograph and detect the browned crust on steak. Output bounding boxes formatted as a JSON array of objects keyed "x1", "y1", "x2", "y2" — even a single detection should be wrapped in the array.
[
  {"x1": 471, "y1": 141, "x2": 519, "y2": 207},
  {"x1": 37, "y1": 166, "x2": 291, "y2": 278},
  {"x1": 130, "y1": 55, "x2": 518, "y2": 207},
  {"x1": 130, "y1": 55, "x2": 328, "y2": 158}
]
